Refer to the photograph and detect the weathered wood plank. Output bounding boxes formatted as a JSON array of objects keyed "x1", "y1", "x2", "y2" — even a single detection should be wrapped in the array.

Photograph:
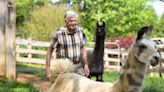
[
  {"x1": 104, "y1": 58, "x2": 121, "y2": 62},
  {"x1": 0, "y1": 0, "x2": 6, "y2": 76},
  {"x1": 16, "y1": 39, "x2": 49, "y2": 47},
  {"x1": 5, "y1": 0, "x2": 16, "y2": 80},
  {"x1": 104, "y1": 65, "x2": 121, "y2": 71},
  {"x1": 16, "y1": 48, "x2": 47, "y2": 55},
  {"x1": 104, "y1": 49, "x2": 121, "y2": 54},
  {"x1": 17, "y1": 57, "x2": 45, "y2": 64}
]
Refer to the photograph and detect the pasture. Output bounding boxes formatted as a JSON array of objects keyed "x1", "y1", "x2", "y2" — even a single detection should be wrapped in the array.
[{"x1": 0, "y1": 62, "x2": 163, "y2": 92}]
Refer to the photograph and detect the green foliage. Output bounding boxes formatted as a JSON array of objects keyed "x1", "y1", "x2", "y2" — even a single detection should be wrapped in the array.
[
  {"x1": 74, "y1": 0, "x2": 159, "y2": 41},
  {"x1": 18, "y1": 5, "x2": 80, "y2": 41},
  {"x1": 16, "y1": 0, "x2": 51, "y2": 37},
  {"x1": 55, "y1": 0, "x2": 71, "y2": 4},
  {"x1": 152, "y1": 15, "x2": 164, "y2": 37},
  {"x1": 16, "y1": 0, "x2": 48, "y2": 26},
  {"x1": 20, "y1": 5, "x2": 65, "y2": 41},
  {"x1": 16, "y1": 0, "x2": 34, "y2": 26},
  {"x1": 16, "y1": 0, "x2": 163, "y2": 42}
]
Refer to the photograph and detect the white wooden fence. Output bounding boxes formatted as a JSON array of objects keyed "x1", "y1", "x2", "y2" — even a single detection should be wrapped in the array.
[
  {"x1": 16, "y1": 39, "x2": 49, "y2": 64},
  {"x1": 16, "y1": 39, "x2": 125, "y2": 70},
  {"x1": 16, "y1": 38, "x2": 164, "y2": 71}
]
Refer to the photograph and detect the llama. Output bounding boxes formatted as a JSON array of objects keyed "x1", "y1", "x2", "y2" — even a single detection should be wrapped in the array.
[
  {"x1": 87, "y1": 21, "x2": 106, "y2": 81},
  {"x1": 49, "y1": 25, "x2": 159, "y2": 92}
]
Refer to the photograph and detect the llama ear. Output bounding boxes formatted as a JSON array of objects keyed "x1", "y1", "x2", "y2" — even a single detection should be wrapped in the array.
[
  {"x1": 97, "y1": 21, "x2": 100, "y2": 27},
  {"x1": 136, "y1": 26, "x2": 149, "y2": 41},
  {"x1": 97, "y1": 21, "x2": 105, "y2": 27},
  {"x1": 136, "y1": 25, "x2": 153, "y2": 41},
  {"x1": 102, "y1": 21, "x2": 105, "y2": 27},
  {"x1": 146, "y1": 25, "x2": 153, "y2": 37}
]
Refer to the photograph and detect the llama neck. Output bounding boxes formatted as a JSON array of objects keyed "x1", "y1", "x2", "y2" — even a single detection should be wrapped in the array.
[
  {"x1": 93, "y1": 35, "x2": 105, "y2": 53},
  {"x1": 92, "y1": 36, "x2": 105, "y2": 60},
  {"x1": 112, "y1": 51, "x2": 148, "y2": 92}
]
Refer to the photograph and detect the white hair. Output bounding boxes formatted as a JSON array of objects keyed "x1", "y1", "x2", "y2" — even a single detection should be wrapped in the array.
[{"x1": 64, "y1": 11, "x2": 78, "y2": 21}]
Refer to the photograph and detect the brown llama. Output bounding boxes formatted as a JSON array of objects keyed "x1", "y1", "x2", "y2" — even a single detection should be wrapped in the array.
[
  {"x1": 49, "y1": 25, "x2": 159, "y2": 92},
  {"x1": 87, "y1": 21, "x2": 106, "y2": 81}
]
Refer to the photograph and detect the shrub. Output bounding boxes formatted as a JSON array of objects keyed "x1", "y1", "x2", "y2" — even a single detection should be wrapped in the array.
[
  {"x1": 105, "y1": 36, "x2": 134, "y2": 49},
  {"x1": 18, "y1": 5, "x2": 80, "y2": 41}
]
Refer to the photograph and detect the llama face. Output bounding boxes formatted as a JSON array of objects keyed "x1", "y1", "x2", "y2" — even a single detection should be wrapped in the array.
[
  {"x1": 96, "y1": 21, "x2": 105, "y2": 37},
  {"x1": 134, "y1": 38, "x2": 159, "y2": 66},
  {"x1": 134, "y1": 25, "x2": 159, "y2": 66}
]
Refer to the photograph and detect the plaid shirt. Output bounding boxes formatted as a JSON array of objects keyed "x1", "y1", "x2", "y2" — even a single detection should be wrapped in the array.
[{"x1": 50, "y1": 26, "x2": 87, "y2": 62}]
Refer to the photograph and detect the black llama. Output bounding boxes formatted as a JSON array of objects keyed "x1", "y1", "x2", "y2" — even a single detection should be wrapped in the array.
[{"x1": 87, "y1": 21, "x2": 106, "y2": 81}]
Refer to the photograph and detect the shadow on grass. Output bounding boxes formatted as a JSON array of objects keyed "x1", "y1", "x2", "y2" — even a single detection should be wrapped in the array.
[
  {"x1": 16, "y1": 62, "x2": 46, "y2": 80},
  {"x1": 143, "y1": 86, "x2": 163, "y2": 92}
]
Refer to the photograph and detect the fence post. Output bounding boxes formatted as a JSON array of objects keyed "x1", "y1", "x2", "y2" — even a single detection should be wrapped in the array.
[
  {"x1": 0, "y1": 0, "x2": 6, "y2": 76},
  {"x1": 28, "y1": 38, "x2": 32, "y2": 60},
  {"x1": 5, "y1": 0, "x2": 16, "y2": 80},
  {"x1": 16, "y1": 45, "x2": 19, "y2": 58}
]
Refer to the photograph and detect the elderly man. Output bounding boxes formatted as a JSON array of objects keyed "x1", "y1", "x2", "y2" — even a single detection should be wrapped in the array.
[{"x1": 46, "y1": 11, "x2": 90, "y2": 81}]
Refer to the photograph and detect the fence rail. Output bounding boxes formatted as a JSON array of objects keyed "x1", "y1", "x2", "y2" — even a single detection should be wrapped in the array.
[
  {"x1": 16, "y1": 38, "x2": 164, "y2": 71},
  {"x1": 16, "y1": 39, "x2": 124, "y2": 70},
  {"x1": 16, "y1": 39, "x2": 49, "y2": 64}
]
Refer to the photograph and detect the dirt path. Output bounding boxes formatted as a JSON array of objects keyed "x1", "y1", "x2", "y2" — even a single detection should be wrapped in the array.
[
  {"x1": 16, "y1": 65, "x2": 52, "y2": 92},
  {"x1": 17, "y1": 73, "x2": 51, "y2": 92}
]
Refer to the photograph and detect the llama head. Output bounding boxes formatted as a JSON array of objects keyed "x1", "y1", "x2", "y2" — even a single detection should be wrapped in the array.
[
  {"x1": 133, "y1": 25, "x2": 159, "y2": 66},
  {"x1": 96, "y1": 21, "x2": 106, "y2": 37}
]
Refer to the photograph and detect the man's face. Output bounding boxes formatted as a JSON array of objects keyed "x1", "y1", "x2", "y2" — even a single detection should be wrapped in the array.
[{"x1": 65, "y1": 16, "x2": 77, "y2": 32}]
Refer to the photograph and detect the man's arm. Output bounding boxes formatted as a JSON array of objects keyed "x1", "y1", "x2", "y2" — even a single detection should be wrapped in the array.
[
  {"x1": 46, "y1": 47, "x2": 54, "y2": 81},
  {"x1": 81, "y1": 46, "x2": 90, "y2": 76},
  {"x1": 82, "y1": 46, "x2": 87, "y2": 64}
]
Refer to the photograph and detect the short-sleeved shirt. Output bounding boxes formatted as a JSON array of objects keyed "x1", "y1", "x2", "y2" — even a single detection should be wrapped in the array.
[{"x1": 50, "y1": 26, "x2": 87, "y2": 62}]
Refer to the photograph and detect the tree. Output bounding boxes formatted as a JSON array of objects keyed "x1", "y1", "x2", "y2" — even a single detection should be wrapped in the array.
[
  {"x1": 16, "y1": 0, "x2": 51, "y2": 37},
  {"x1": 153, "y1": 15, "x2": 164, "y2": 37},
  {"x1": 74, "y1": 0, "x2": 158, "y2": 41},
  {"x1": 20, "y1": 5, "x2": 80, "y2": 41}
]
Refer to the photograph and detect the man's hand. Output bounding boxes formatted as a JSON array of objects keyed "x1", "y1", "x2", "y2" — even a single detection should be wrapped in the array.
[
  {"x1": 84, "y1": 64, "x2": 90, "y2": 76},
  {"x1": 46, "y1": 67, "x2": 51, "y2": 81}
]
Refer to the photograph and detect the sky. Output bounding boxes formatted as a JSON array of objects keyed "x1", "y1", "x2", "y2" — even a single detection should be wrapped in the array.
[
  {"x1": 152, "y1": 0, "x2": 164, "y2": 19},
  {"x1": 51, "y1": 0, "x2": 59, "y2": 3}
]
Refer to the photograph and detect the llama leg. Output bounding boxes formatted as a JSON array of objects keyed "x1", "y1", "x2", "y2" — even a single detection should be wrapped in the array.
[
  {"x1": 96, "y1": 75, "x2": 103, "y2": 82},
  {"x1": 88, "y1": 75, "x2": 91, "y2": 79}
]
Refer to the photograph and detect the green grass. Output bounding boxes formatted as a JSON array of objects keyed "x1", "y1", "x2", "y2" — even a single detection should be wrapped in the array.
[
  {"x1": 102, "y1": 71, "x2": 164, "y2": 92},
  {"x1": 103, "y1": 71, "x2": 120, "y2": 82},
  {"x1": 16, "y1": 62, "x2": 46, "y2": 80},
  {"x1": 1, "y1": 63, "x2": 163, "y2": 92},
  {"x1": 143, "y1": 75, "x2": 164, "y2": 92},
  {"x1": 0, "y1": 77, "x2": 39, "y2": 92}
]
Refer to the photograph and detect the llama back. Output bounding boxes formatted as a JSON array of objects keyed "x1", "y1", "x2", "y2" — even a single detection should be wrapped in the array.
[{"x1": 50, "y1": 58, "x2": 76, "y2": 81}]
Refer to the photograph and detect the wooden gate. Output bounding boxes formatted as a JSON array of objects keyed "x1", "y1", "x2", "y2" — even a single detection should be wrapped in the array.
[{"x1": 0, "y1": 0, "x2": 16, "y2": 80}]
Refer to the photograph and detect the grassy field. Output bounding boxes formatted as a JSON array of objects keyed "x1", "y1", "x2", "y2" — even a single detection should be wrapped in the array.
[
  {"x1": 92, "y1": 71, "x2": 164, "y2": 92},
  {"x1": 0, "y1": 76, "x2": 39, "y2": 92},
  {"x1": 0, "y1": 63, "x2": 164, "y2": 92}
]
